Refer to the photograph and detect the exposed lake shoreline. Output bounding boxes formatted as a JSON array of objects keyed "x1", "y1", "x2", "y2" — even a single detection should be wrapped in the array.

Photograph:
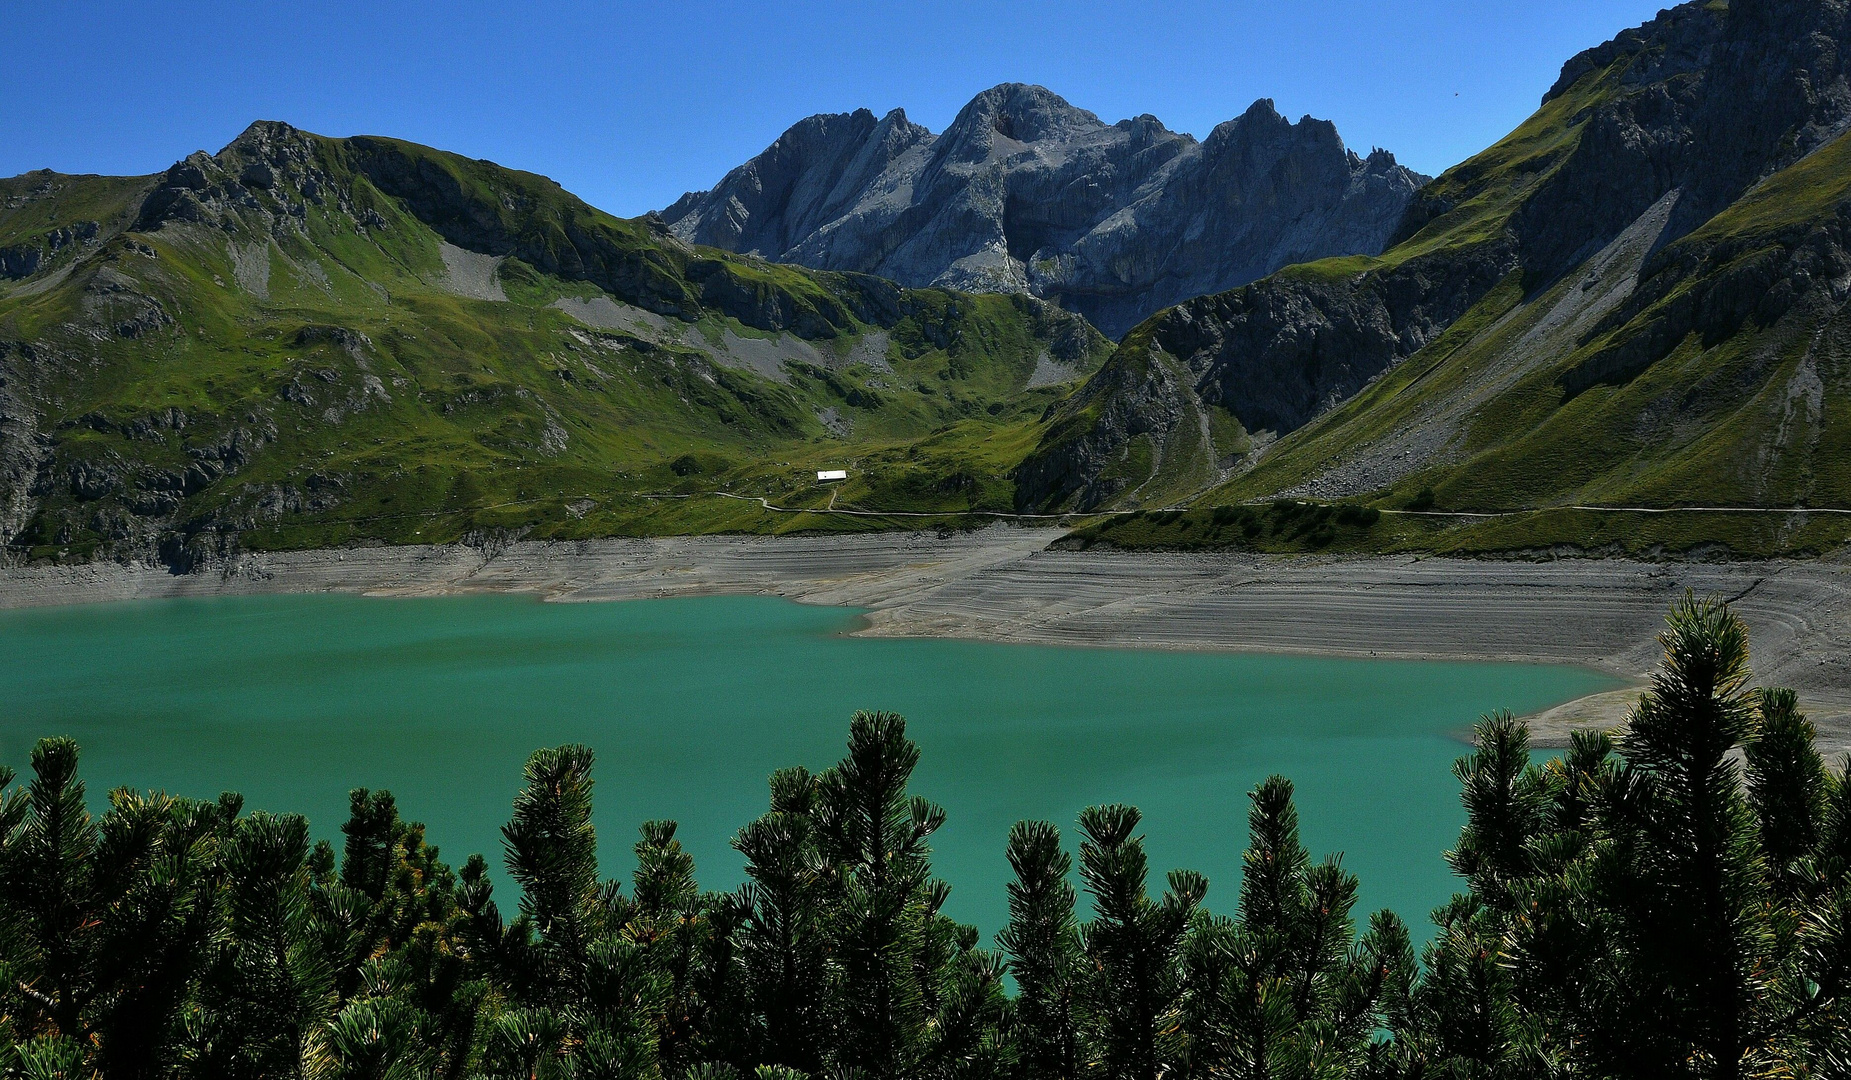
[{"x1": 3, "y1": 528, "x2": 1847, "y2": 749}]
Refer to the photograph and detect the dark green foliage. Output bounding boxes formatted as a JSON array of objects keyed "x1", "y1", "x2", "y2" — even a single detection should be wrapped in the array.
[
  {"x1": 0, "y1": 751, "x2": 483, "y2": 1080},
  {"x1": 999, "y1": 821, "x2": 1082, "y2": 1080},
  {"x1": 1745, "y1": 688, "x2": 1827, "y2": 897},
  {"x1": 1398, "y1": 594, "x2": 1851, "y2": 1078},
  {"x1": 1181, "y1": 776, "x2": 1404, "y2": 1079},
  {"x1": 1077, "y1": 804, "x2": 1203, "y2": 1080},
  {"x1": 732, "y1": 768, "x2": 829, "y2": 1073},
  {"x1": 1081, "y1": 500, "x2": 1383, "y2": 553},
  {"x1": 3, "y1": 596, "x2": 1847, "y2": 1077},
  {"x1": 814, "y1": 711, "x2": 940, "y2": 1073}
]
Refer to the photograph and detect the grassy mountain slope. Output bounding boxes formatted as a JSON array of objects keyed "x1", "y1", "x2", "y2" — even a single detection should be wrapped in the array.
[
  {"x1": 1029, "y1": 0, "x2": 1851, "y2": 557},
  {"x1": 0, "y1": 123, "x2": 1109, "y2": 566}
]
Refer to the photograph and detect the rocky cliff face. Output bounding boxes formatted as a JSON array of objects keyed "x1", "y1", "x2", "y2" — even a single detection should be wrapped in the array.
[
  {"x1": 1016, "y1": 0, "x2": 1851, "y2": 512},
  {"x1": 661, "y1": 86, "x2": 1427, "y2": 338}
]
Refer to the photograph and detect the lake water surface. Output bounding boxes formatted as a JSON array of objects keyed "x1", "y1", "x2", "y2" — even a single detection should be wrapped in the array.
[{"x1": 0, "y1": 592, "x2": 1622, "y2": 938}]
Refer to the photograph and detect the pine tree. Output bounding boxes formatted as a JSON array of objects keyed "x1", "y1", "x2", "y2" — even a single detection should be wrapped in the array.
[
  {"x1": 1181, "y1": 777, "x2": 1395, "y2": 1080},
  {"x1": 1446, "y1": 713, "x2": 1548, "y2": 906},
  {"x1": 919, "y1": 945, "x2": 1010, "y2": 1080},
  {"x1": 1078, "y1": 803, "x2": 1203, "y2": 1080},
  {"x1": 1414, "y1": 596, "x2": 1851, "y2": 1077},
  {"x1": 1593, "y1": 596, "x2": 1779, "y2": 1078},
  {"x1": 0, "y1": 739, "x2": 232, "y2": 1080},
  {"x1": 733, "y1": 767, "x2": 830, "y2": 1073},
  {"x1": 1408, "y1": 894, "x2": 1523, "y2": 1077},
  {"x1": 999, "y1": 820, "x2": 1083, "y2": 1080},
  {"x1": 632, "y1": 819, "x2": 708, "y2": 1077},
  {"x1": 501, "y1": 744, "x2": 604, "y2": 1008},
  {"x1": 1745, "y1": 687, "x2": 1828, "y2": 899},
  {"x1": 498, "y1": 744, "x2": 662, "y2": 1079},
  {"x1": 3, "y1": 738, "x2": 101, "y2": 1043},
  {"x1": 191, "y1": 812, "x2": 337, "y2": 1080},
  {"x1": 814, "y1": 711, "x2": 944, "y2": 1077},
  {"x1": 319, "y1": 789, "x2": 485, "y2": 1080}
]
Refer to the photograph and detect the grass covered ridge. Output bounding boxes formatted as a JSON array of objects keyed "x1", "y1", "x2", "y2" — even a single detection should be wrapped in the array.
[
  {"x1": 1055, "y1": 3, "x2": 1851, "y2": 559},
  {"x1": 0, "y1": 123, "x2": 1113, "y2": 565}
]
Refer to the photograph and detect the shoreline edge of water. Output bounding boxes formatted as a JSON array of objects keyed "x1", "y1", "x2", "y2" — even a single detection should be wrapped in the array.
[{"x1": 2, "y1": 527, "x2": 1845, "y2": 750}]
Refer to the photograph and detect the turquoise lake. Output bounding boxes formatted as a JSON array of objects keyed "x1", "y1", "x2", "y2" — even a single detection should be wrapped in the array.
[{"x1": 0, "y1": 592, "x2": 1622, "y2": 938}]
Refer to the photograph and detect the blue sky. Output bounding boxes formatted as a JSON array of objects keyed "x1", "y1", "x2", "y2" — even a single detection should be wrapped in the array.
[{"x1": 3, "y1": 1, "x2": 1667, "y2": 217}]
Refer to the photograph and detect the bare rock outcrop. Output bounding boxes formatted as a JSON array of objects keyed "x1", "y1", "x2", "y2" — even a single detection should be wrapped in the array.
[{"x1": 661, "y1": 86, "x2": 1427, "y2": 338}]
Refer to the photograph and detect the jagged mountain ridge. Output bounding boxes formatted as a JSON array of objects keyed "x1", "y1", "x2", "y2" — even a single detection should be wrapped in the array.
[
  {"x1": 1018, "y1": 0, "x2": 1851, "y2": 557},
  {"x1": 0, "y1": 122, "x2": 1109, "y2": 566},
  {"x1": 661, "y1": 85, "x2": 1427, "y2": 338},
  {"x1": 11, "y1": 0, "x2": 1851, "y2": 562}
]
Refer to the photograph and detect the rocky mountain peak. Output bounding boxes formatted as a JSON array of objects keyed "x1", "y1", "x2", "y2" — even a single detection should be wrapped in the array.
[
  {"x1": 227, "y1": 119, "x2": 308, "y2": 153},
  {"x1": 1240, "y1": 97, "x2": 1287, "y2": 125},
  {"x1": 866, "y1": 107, "x2": 932, "y2": 152},
  {"x1": 1543, "y1": 1, "x2": 1724, "y2": 105},
  {"x1": 950, "y1": 83, "x2": 1108, "y2": 145},
  {"x1": 661, "y1": 86, "x2": 1425, "y2": 336},
  {"x1": 132, "y1": 121, "x2": 344, "y2": 236},
  {"x1": 1201, "y1": 99, "x2": 1336, "y2": 156}
]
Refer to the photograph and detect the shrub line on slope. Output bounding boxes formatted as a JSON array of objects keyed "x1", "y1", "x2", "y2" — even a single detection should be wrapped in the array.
[
  {"x1": 640, "y1": 490, "x2": 1154, "y2": 522},
  {"x1": 1385, "y1": 505, "x2": 1851, "y2": 518}
]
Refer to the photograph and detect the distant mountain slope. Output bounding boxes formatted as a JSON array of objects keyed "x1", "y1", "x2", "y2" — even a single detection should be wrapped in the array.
[
  {"x1": 0, "y1": 122, "x2": 1108, "y2": 567},
  {"x1": 660, "y1": 85, "x2": 1426, "y2": 338},
  {"x1": 1020, "y1": 0, "x2": 1851, "y2": 555}
]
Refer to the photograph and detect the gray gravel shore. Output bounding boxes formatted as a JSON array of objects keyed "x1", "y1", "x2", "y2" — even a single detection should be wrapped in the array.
[{"x1": 3, "y1": 528, "x2": 1846, "y2": 749}]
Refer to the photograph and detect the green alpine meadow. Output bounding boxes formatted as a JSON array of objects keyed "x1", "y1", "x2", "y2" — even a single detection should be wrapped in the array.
[{"x1": 0, "y1": 125, "x2": 1110, "y2": 566}]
